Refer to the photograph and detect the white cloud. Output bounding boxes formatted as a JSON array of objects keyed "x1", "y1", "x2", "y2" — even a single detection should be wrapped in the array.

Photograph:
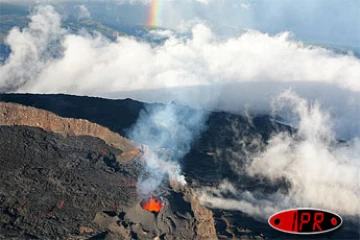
[
  {"x1": 241, "y1": 3, "x2": 250, "y2": 9},
  {"x1": 3, "y1": 8, "x2": 359, "y2": 93},
  {"x1": 0, "y1": 5, "x2": 66, "y2": 92},
  {"x1": 1, "y1": 5, "x2": 359, "y2": 140},
  {"x1": 76, "y1": 5, "x2": 91, "y2": 20},
  {"x1": 195, "y1": 0, "x2": 209, "y2": 4},
  {"x1": 176, "y1": 18, "x2": 208, "y2": 33},
  {"x1": 147, "y1": 29, "x2": 174, "y2": 40}
]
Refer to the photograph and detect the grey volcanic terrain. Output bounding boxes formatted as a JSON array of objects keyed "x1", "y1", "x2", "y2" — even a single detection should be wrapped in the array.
[{"x1": 0, "y1": 94, "x2": 358, "y2": 239}]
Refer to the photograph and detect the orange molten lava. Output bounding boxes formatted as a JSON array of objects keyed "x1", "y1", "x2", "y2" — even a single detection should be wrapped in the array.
[{"x1": 140, "y1": 197, "x2": 163, "y2": 213}]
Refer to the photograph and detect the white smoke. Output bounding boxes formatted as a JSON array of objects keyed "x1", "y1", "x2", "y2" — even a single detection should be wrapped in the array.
[
  {"x1": 199, "y1": 90, "x2": 360, "y2": 217},
  {"x1": 127, "y1": 103, "x2": 207, "y2": 194},
  {"x1": 198, "y1": 180, "x2": 282, "y2": 217},
  {"x1": 136, "y1": 149, "x2": 187, "y2": 195}
]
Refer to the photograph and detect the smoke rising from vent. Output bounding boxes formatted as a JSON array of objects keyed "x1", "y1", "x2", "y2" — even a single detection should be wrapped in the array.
[{"x1": 127, "y1": 103, "x2": 207, "y2": 194}]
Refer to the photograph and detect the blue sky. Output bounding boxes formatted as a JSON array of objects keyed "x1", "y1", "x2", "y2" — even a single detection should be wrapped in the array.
[
  {"x1": 1, "y1": 0, "x2": 359, "y2": 50},
  {"x1": 164, "y1": 0, "x2": 360, "y2": 50}
]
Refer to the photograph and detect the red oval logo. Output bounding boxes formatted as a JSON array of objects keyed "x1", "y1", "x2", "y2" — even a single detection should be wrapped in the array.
[{"x1": 268, "y1": 208, "x2": 342, "y2": 235}]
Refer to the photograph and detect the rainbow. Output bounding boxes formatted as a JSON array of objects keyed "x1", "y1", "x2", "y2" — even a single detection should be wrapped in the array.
[{"x1": 147, "y1": 0, "x2": 163, "y2": 28}]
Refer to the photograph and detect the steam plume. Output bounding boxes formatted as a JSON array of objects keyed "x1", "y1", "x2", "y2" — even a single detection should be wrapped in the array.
[
  {"x1": 199, "y1": 91, "x2": 360, "y2": 217},
  {"x1": 127, "y1": 103, "x2": 207, "y2": 194}
]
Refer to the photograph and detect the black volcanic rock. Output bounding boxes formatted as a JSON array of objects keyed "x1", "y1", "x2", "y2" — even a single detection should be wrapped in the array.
[
  {"x1": 0, "y1": 125, "x2": 139, "y2": 239},
  {"x1": 0, "y1": 94, "x2": 145, "y2": 137}
]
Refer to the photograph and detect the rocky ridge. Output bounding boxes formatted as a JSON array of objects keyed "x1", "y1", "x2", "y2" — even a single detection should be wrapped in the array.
[{"x1": 0, "y1": 102, "x2": 136, "y2": 151}]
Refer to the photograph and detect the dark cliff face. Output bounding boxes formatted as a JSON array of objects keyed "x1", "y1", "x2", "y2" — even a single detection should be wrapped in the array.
[
  {"x1": 0, "y1": 93, "x2": 291, "y2": 147},
  {"x1": 0, "y1": 94, "x2": 145, "y2": 137}
]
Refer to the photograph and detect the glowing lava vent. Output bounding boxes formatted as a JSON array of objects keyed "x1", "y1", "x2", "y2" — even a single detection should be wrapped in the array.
[{"x1": 140, "y1": 196, "x2": 163, "y2": 214}]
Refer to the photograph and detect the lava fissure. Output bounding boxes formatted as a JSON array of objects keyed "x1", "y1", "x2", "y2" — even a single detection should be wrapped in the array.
[{"x1": 140, "y1": 196, "x2": 163, "y2": 213}]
